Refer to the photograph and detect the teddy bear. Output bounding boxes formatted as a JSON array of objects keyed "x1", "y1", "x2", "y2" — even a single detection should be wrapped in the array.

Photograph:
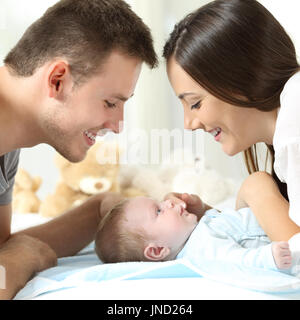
[
  {"x1": 118, "y1": 148, "x2": 238, "y2": 206},
  {"x1": 12, "y1": 168, "x2": 42, "y2": 213},
  {"x1": 39, "y1": 141, "x2": 122, "y2": 218},
  {"x1": 39, "y1": 141, "x2": 237, "y2": 217}
]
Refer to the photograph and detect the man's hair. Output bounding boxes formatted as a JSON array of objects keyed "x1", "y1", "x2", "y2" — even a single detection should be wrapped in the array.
[
  {"x1": 95, "y1": 199, "x2": 149, "y2": 263},
  {"x1": 4, "y1": 0, "x2": 158, "y2": 85}
]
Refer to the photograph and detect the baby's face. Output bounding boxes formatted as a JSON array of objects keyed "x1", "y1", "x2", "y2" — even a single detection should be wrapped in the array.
[{"x1": 124, "y1": 197, "x2": 197, "y2": 252}]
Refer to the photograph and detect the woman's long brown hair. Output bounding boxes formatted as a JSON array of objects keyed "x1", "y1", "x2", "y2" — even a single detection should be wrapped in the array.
[
  {"x1": 244, "y1": 144, "x2": 288, "y2": 200},
  {"x1": 163, "y1": 0, "x2": 299, "y2": 199}
]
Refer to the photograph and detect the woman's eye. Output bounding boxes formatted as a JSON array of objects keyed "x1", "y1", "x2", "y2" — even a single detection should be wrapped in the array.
[
  {"x1": 105, "y1": 100, "x2": 117, "y2": 108},
  {"x1": 191, "y1": 101, "x2": 201, "y2": 110}
]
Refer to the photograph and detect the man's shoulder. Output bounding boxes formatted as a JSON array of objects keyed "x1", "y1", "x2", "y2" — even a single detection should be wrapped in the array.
[
  {"x1": 2, "y1": 149, "x2": 20, "y2": 164},
  {"x1": 0, "y1": 149, "x2": 21, "y2": 205},
  {"x1": 0, "y1": 149, "x2": 20, "y2": 180},
  {"x1": 4, "y1": 149, "x2": 21, "y2": 158}
]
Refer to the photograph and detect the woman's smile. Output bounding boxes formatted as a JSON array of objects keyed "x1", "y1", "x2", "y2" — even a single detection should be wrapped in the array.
[{"x1": 209, "y1": 127, "x2": 222, "y2": 141}]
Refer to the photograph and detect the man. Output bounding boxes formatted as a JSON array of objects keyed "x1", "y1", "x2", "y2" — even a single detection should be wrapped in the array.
[{"x1": 0, "y1": 0, "x2": 157, "y2": 299}]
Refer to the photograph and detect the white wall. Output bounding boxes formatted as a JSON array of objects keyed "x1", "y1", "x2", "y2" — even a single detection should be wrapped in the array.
[
  {"x1": 0, "y1": 0, "x2": 58, "y2": 60},
  {"x1": 2, "y1": 0, "x2": 300, "y2": 199}
]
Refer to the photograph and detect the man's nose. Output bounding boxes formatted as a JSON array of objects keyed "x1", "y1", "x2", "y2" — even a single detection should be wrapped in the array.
[
  {"x1": 107, "y1": 110, "x2": 124, "y2": 133},
  {"x1": 111, "y1": 120, "x2": 124, "y2": 133}
]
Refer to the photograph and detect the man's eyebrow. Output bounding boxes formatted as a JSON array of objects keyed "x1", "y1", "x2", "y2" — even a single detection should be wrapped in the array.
[
  {"x1": 113, "y1": 93, "x2": 134, "y2": 102},
  {"x1": 178, "y1": 92, "x2": 197, "y2": 100}
]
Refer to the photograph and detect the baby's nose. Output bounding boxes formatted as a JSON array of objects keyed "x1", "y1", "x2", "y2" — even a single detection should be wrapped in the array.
[
  {"x1": 163, "y1": 200, "x2": 182, "y2": 213},
  {"x1": 162, "y1": 200, "x2": 174, "y2": 209}
]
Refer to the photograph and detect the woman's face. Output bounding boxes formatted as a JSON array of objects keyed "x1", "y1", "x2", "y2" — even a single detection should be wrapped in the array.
[{"x1": 167, "y1": 57, "x2": 276, "y2": 156}]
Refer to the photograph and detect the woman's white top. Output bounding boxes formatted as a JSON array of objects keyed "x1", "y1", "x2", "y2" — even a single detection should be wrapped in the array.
[{"x1": 273, "y1": 71, "x2": 300, "y2": 226}]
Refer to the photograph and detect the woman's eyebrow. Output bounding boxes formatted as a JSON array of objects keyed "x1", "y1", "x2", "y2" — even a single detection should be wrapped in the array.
[{"x1": 178, "y1": 92, "x2": 197, "y2": 100}]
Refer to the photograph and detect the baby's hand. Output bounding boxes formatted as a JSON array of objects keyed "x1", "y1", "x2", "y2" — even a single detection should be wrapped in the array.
[{"x1": 272, "y1": 241, "x2": 292, "y2": 269}]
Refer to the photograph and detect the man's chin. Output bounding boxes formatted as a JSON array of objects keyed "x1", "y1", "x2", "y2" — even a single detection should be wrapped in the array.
[{"x1": 55, "y1": 147, "x2": 88, "y2": 163}]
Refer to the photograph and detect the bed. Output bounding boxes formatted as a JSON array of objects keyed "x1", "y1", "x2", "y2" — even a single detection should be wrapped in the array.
[{"x1": 11, "y1": 198, "x2": 300, "y2": 300}]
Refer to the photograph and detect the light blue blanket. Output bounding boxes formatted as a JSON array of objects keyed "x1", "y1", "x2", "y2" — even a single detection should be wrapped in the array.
[
  {"x1": 15, "y1": 242, "x2": 202, "y2": 299},
  {"x1": 15, "y1": 240, "x2": 300, "y2": 300},
  {"x1": 15, "y1": 207, "x2": 300, "y2": 299}
]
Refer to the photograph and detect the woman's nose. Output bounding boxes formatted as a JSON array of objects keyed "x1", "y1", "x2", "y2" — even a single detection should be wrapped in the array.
[{"x1": 184, "y1": 113, "x2": 204, "y2": 131}]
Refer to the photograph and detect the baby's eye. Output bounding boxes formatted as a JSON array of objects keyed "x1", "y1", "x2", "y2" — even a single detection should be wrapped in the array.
[{"x1": 157, "y1": 208, "x2": 162, "y2": 215}]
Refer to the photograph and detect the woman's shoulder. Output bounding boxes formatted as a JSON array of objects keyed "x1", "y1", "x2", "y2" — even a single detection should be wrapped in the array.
[{"x1": 275, "y1": 71, "x2": 300, "y2": 146}]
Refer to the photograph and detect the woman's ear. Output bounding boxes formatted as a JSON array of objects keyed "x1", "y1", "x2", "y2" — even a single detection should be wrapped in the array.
[
  {"x1": 47, "y1": 61, "x2": 72, "y2": 99},
  {"x1": 144, "y1": 243, "x2": 170, "y2": 261}
]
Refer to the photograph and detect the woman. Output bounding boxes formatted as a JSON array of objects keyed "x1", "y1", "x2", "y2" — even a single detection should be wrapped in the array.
[{"x1": 163, "y1": 0, "x2": 300, "y2": 240}]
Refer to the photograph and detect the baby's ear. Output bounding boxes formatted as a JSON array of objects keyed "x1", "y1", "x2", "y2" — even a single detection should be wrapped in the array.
[{"x1": 144, "y1": 243, "x2": 170, "y2": 261}]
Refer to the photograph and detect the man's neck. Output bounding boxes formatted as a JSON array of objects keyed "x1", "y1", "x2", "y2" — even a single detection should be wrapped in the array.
[{"x1": 0, "y1": 66, "x2": 42, "y2": 155}]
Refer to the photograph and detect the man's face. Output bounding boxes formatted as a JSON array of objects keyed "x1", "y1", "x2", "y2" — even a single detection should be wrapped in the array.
[{"x1": 40, "y1": 51, "x2": 142, "y2": 162}]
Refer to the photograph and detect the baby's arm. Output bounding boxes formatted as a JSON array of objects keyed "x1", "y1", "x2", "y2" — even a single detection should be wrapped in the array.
[
  {"x1": 236, "y1": 172, "x2": 300, "y2": 241},
  {"x1": 202, "y1": 227, "x2": 277, "y2": 271}
]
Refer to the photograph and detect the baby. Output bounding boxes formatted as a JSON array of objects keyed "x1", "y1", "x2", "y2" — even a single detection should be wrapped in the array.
[
  {"x1": 95, "y1": 186, "x2": 298, "y2": 275},
  {"x1": 96, "y1": 196, "x2": 198, "y2": 263}
]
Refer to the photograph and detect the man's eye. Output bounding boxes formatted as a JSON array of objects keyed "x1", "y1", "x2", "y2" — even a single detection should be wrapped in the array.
[
  {"x1": 105, "y1": 100, "x2": 117, "y2": 108},
  {"x1": 191, "y1": 101, "x2": 201, "y2": 110}
]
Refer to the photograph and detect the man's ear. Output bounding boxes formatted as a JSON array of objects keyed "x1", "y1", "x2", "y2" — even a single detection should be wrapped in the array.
[
  {"x1": 48, "y1": 61, "x2": 72, "y2": 99},
  {"x1": 144, "y1": 243, "x2": 170, "y2": 261}
]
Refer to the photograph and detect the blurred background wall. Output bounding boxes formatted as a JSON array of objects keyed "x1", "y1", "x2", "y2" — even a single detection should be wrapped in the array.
[{"x1": 1, "y1": 0, "x2": 300, "y2": 199}]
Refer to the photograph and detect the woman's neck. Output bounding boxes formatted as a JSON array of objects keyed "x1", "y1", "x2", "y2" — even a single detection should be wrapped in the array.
[{"x1": 256, "y1": 107, "x2": 279, "y2": 145}]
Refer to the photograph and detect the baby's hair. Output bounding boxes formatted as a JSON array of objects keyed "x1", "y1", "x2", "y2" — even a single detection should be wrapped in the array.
[{"x1": 95, "y1": 199, "x2": 149, "y2": 263}]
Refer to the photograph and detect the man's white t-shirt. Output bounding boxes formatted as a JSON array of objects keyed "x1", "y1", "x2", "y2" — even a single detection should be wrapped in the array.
[{"x1": 273, "y1": 71, "x2": 300, "y2": 226}]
